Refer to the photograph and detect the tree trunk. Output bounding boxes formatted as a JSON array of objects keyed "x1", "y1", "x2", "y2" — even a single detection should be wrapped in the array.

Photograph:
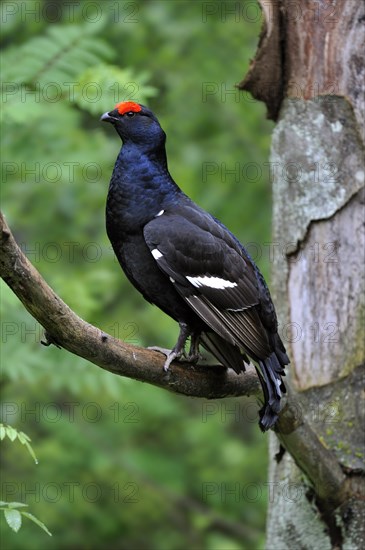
[{"x1": 241, "y1": 1, "x2": 364, "y2": 548}]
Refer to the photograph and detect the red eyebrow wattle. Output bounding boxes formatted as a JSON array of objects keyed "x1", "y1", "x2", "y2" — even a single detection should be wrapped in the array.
[{"x1": 115, "y1": 101, "x2": 142, "y2": 115}]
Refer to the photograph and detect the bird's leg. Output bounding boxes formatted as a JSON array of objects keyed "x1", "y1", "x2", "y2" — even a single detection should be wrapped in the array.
[
  {"x1": 187, "y1": 331, "x2": 202, "y2": 364},
  {"x1": 163, "y1": 322, "x2": 191, "y2": 371},
  {"x1": 148, "y1": 322, "x2": 191, "y2": 371}
]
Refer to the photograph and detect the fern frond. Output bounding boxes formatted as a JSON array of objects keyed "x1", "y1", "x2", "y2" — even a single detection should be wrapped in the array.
[
  {"x1": 73, "y1": 64, "x2": 157, "y2": 115},
  {"x1": 1, "y1": 24, "x2": 114, "y2": 122}
]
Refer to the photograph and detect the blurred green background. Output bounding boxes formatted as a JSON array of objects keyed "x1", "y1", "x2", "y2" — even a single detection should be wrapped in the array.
[{"x1": 1, "y1": 1, "x2": 274, "y2": 548}]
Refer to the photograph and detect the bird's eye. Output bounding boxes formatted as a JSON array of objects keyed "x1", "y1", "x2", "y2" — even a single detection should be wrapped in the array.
[{"x1": 126, "y1": 112, "x2": 135, "y2": 118}]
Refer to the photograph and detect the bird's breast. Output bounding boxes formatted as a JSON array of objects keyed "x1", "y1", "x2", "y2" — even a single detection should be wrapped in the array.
[{"x1": 109, "y1": 232, "x2": 200, "y2": 326}]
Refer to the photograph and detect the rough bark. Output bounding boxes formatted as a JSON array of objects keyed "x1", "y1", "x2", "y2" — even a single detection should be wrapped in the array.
[{"x1": 240, "y1": 1, "x2": 365, "y2": 548}]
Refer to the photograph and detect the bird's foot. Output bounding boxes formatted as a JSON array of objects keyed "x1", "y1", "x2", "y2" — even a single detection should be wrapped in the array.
[
  {"x1": 186, "y1": 350, "x2": 202, "y2": 364},
  {"x1": 163, "y1": 349, "x2": 183, "y2": 371},
  {"x1": 147, "y1": 346, "x2": 185, "y2": 371},
  {"x1": 148, "y1": 322, "x2": 199, "y2": 372},
  {"x1": 163, "y1": 347, "x2": 203, "y2": 371},
  {"x1": 187, "y1": 331, "x2": 202, "y2": 364},
  {"x1": 148, "y1": 346, "x2": 174, "y2": 357}
]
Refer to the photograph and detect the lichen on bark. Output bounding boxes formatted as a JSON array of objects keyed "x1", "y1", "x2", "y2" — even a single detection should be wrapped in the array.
[{"x1": 272, "y1": 97, "x2": 364, "y2": 256}]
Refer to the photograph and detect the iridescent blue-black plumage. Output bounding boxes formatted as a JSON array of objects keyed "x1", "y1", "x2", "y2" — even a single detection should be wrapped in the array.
[{"x1": 102, "y1": 102, "x2": 289, "y2": 431}]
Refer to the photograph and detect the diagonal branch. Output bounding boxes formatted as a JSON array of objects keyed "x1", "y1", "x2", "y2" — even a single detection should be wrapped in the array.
[
  {"x1": 0, "y1": 211, "x2": 259, "y2": 399},
  {"x1": 0, "y1": 211, "x2": 349, "y2": 511}
]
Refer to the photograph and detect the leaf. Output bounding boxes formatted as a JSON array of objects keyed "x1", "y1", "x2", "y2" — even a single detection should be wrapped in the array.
[
  {"x1": 0, "y1": 425, "x2": 38, "y2": 463},
  {"x1": 0, "y1": 90, "x2": 46, "y2": 125},
  {"x1": 4, "y1": 508, "x2": 22, "y2": 532},
  {"x1": 73, "y1": 64, "x2": 157, "y2": 115},
  {"x1": 22, "y1": 440, "x2": 38, "y2": 465},
  {"x1": 5, "y1": 426, "x2": 17, "y2": 442},
  {"x1": 5, "y1": 502, "x2": 28, "y2": 509},
  {"x1": 17, "y1": 431, "x2": 31, "y2": 442},
  {"x1": 1, "y1": 24, "x2": 114, "y2": 123},
  {"x1": 22, "y1": 512, "x2": 52, "y2": 536},
  {"x1": 18, "y1": 432, "x2": 38, "y2": 464}
]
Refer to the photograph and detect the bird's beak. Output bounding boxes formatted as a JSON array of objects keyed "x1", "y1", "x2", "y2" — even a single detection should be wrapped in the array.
[{"x1": 100, "y1": 112, "x2": 116, "y2": 123}]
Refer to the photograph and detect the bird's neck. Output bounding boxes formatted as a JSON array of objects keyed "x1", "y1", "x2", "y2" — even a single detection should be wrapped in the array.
[
  {"x1": 106, "y1": 142, "x2": 181, "y2": 236},
  {"x1": 122, "y1": 138, "x2": 169, "y2": 167}
]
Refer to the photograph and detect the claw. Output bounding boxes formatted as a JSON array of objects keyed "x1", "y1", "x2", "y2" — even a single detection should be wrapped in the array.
[
  {"x1": 148, "y1": 322, "x2": 200, "y2": 371},
  {"x1": 148, "y1": 346, "x2": 173, "y2": 357},
  {"x1": 163, "y1": 350, "x2": 180, "y2": 371},
  {"x1": 148, "y1": 346, "x2": 184, "y2": 371}
]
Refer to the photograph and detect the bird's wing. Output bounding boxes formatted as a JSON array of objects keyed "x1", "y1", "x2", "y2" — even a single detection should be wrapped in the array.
[{"x1": 143, "y1": 207, "x2": 272, "y2": 359}]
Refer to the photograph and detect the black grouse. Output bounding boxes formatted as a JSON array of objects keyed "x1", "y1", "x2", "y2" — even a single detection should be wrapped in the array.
[{"x1": 101, "y1": 101, "x2": 289, "y2": 431}]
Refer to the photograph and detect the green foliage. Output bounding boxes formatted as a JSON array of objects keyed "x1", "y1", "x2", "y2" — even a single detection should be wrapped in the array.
[
  {"x1": 0, "y1": 425, "x2": 51, "y2": 537},
  {"x1": 2, "y1": 23, "x2": 111, "y2": 123},
  {"x1": 1, "y1": 423, "x2": 37, "y2": 464},
  {"x1": 73, "y1": 64, "x2": 157, "y2": 114},
  {"x1": 2, "y1": 23, "x2": 113, "y2": 84},
  {"x1": 1, "y1": 1, "x2": 274, "y2": 549},
  {"x1": 1, "y1": 502, "x2": 52, "y2": 537}
]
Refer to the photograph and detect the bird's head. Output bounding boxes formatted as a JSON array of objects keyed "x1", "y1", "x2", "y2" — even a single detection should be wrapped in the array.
[{"x1": 100, "y1": 101, "x2": 166, "y2": 149}]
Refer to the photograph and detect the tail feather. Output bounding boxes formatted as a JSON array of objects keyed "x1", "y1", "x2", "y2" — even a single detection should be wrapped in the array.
[
  {"x1": 200, "y1": 333, "x2": 288, "y2": 432},
  {"x1": 270, "y1": 332, "x2": 289, "y2": 367},
  {"x1": 200, "y1": 332, "x2": 249, "y2": 374},
  {"x1": 257, "y1": 354, "x2": 287, "y2": 432}
]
